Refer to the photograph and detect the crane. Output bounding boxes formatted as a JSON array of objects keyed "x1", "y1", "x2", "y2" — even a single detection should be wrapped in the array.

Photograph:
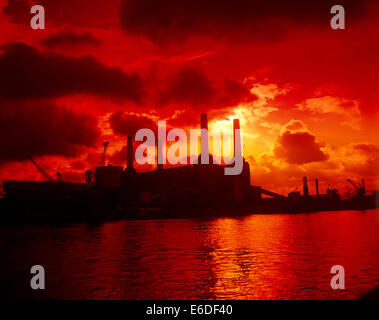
[
  {"x1": 26, "y1": 154, "x2": 54, "y2": 182},
  {"x1": 347, "y1": 178, "x2": 360, "y2": 189},
  {"x1": 347, "y1": 178, "x2": 365, "y2": 196},
  {"x1": 101, "y1": 142, "x2": 109, "y2": 166}
]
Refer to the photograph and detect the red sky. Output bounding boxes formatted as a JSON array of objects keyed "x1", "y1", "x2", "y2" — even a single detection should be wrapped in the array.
[{"x1": 0, "y1": 0, "x2": 378, "y2": 196}]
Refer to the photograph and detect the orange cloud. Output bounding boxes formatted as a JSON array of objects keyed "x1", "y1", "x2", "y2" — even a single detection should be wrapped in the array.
[
  {"x1": 297, "y1": 96, "x2": 362, "y2": 130},
  {"x1": 282, "y1": 119, "x2": 307, "y2": 133},
  {"x1": 274, "y1": 130, "x2": 328, "y2": 165}
]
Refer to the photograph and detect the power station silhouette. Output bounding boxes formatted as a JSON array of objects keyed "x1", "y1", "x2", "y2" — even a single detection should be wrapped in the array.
[{"x1": 1, "y1": 113, "x2": 377, "y2": 223}]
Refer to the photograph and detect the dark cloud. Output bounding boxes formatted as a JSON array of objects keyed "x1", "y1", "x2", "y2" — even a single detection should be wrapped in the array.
[
  {"x1": 109, "y1": 111, "x2": 157, "y2": 136},
  {"x1": 2, "y1": 0, "x2": 30, "y2": 25},
  {"x1": 274, "y1": 130, "x2": 328, "y2": 164},
  {"x1": 109, "y1": 145, "x2": 135, "y2": 167},
  {"x1": 3, "y1": 0, "x2": 120, "y2": 28},
  {"x1": 161, "y1": 67, "x2": 214, "y2": 105},
  {"x1": 157, "y1": 68, "x2": 256, "y2": 126},
  {"x1": 345, "y1": 143, "x2": 379, "y2": 178},
  {"x1": 160, "y1": 67, "x2": 255, "y2": 107},
  {"x1": 109, "y1": 145, "x2": 127, "y2": 166},
  {"x1": 42, "y1": 32, "x2": 101, "y2": 49},
  {"x1": 218, "y1": 78, "x2": 254, "y2": 106},
  {"x1": 0, "y1": 42, "x2": 144, "y2": 101},
  {"x1": 0, "y1": 99, "x2": 100, "y2": 163},
  {"x1": 120, "y1": 0, "x2": 372, "y2": 43},
  {"x1": 352, "y1": 143, "x2": 379, "y2": 155}
]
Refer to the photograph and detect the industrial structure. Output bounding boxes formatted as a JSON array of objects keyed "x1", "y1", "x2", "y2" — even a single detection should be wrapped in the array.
[{"x1": 1, "y1": 113, "x2": 377, "y2": 223}]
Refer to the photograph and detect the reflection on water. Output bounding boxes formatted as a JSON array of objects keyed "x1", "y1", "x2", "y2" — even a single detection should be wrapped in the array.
[{"x1": 1, "y1": 209, "x2": 378, "y2": 299}]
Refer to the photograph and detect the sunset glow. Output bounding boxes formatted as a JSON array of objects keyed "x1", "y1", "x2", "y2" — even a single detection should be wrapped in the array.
[{"x1": 0, "y1": 0, "x2": 378, "y2": 197}]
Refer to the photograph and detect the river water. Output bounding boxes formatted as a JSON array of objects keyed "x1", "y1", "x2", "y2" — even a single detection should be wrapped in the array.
[{"x1": 1, "y1": 209, "x2": 378, "y2": 299}]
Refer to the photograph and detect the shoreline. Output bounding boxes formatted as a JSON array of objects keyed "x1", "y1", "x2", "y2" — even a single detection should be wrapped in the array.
[{"x1": 0, "y1": 206, "x2": 377, "y2": 228}]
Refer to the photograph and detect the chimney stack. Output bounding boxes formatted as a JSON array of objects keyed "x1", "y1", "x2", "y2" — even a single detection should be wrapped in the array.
[
  {"x1": 127, "y1": 135, "x2": 133, "y2": 170},
  {"x1": 157, "y1": 138, "x2": 163, "y2": 170},
  {"x1": 200, "y1": 113, "x2": 209, "y2": 163},
  {"x1": 233, "y1": 119, "x2": 241, "y2": 157},
  {"x1": 303, "y1": 176, "x2": 309, "y2": 196},
  {"x1": 315, "y1": 178, "x2": 319, "y2": 196},
  {"x1": 201, "y1": 113, "x2": 208, "y2": 131}
]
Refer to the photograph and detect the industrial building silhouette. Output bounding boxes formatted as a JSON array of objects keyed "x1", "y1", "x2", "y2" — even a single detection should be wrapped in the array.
[{"x1": 1, "y1": 113, "x2": 377, "y2": 223}]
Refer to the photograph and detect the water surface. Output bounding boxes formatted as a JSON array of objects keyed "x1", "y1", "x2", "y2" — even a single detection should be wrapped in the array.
[{"x1": 1, "y1": 209, "x2": 378, "y2": 299}]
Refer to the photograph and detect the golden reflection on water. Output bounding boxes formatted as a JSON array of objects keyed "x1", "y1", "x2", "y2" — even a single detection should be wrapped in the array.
[
  {"x1": 1, "y1": 210, "x2": 379, "y2": 299},
  {"x1": 202, "y1": 216, "x2": 293, "y2": 299}
]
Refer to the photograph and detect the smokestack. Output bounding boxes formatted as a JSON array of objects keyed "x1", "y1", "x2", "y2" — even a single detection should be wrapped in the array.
[
  {"x1": 361, "y1": 178, "x2": 366, "y2": 193},
  {"x1": 157, "y1": 138, "x2": 163, "y2": 170},
  {"x1": 233, "y1": 119, "x2": 240, "y2": 157},
  {"x1": 200, "y1": 113, "x2": 209, "y2": 163},
  {"x1": 127, "y1": 135, "x2": 133, "y2": 169},
  {"x1": 303, "y1": 176, "x2": 309, "y2": 196},
  {"x1": 315, "y1": 178, "x2": 319, "y2": 196}
]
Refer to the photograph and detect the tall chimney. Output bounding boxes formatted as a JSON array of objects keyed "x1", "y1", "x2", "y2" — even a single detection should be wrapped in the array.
[
  {"x1": 127, "y1": 135, "x2": 133, "y2": 169},
  {"x1": 157, "y1": 138, "x2": 163, "y2": 170},
  {"x1": 200, "y1": 113, "x2": 209, "y2": 163},
  {"x1": 315, "y1": 178, "x2": 319, "y2": 196},
  {"x1": 233, "y1": 119, "x2": 241, "y2": 157},
  {"x1": 201, "y1": 113, "x2": 208, "y2": 130},
  {"x1": 303, "y1": 176, "x2": 309, "y2": 196}
]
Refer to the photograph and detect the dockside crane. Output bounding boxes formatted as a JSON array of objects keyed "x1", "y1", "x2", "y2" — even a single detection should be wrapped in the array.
[
  {"x1": 347, "y1": 178, "x2": 366, "y2": 196},
  {"x1": 26, "y1": 154, "x2": 54, "y2": 182}
]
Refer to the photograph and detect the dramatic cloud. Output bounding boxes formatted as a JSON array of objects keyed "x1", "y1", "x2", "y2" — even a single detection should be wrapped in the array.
[
  {"x1": 282, "y1": 119, "x2": 308, "y2": 132},
  {"x1": 351, "y1": 143, "x2": 379, "y2": 155},
  {"x1": 217, "y1": 79, "x2": 255, "y2": 107},
  {"x1": 161, "y1": 67, "x2": 214, "y2": 106},
  {"x1": 249, "y1": 83, "x2": 290, "y2": 108},
  {"x1": 0, "y1": 43, "x2": 144, "y2": 101},
  {"x1": 42, "y1": 32, "x2": 101, "y2": 49},
  {"x1": 2, "y1": 0, "x2": 30, "y2": 25},
  {"x1": 342, "y1": 143, "x2": 379, "y2": 179},
  {"x1": 274, "y1": 124, "x2": 328, "y2": 164},
  {"x1": 109, "y1": 111, "x2": 157, "y2": 136},
  {"x1": 2, "y1": 0, "x2": 121, "y2": 28},
  {"x1": 0, "y1": 0, "x2": 377, "y2": 192},
  {"x1": 298, "y1": 96, "x2": 361, "y2": 130},
  {"x1": 0, "y1": 99, "x2": 100, "y2": 163},
  {"x1": 150, "y1": 67, "x2": 257, "y2": 127},
  {"x1": 120, "y1": 0, "x2": 372, "y2": 43},
  {"x1": 159, "y1": 68, "x2": 256, "y2": 118}
]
